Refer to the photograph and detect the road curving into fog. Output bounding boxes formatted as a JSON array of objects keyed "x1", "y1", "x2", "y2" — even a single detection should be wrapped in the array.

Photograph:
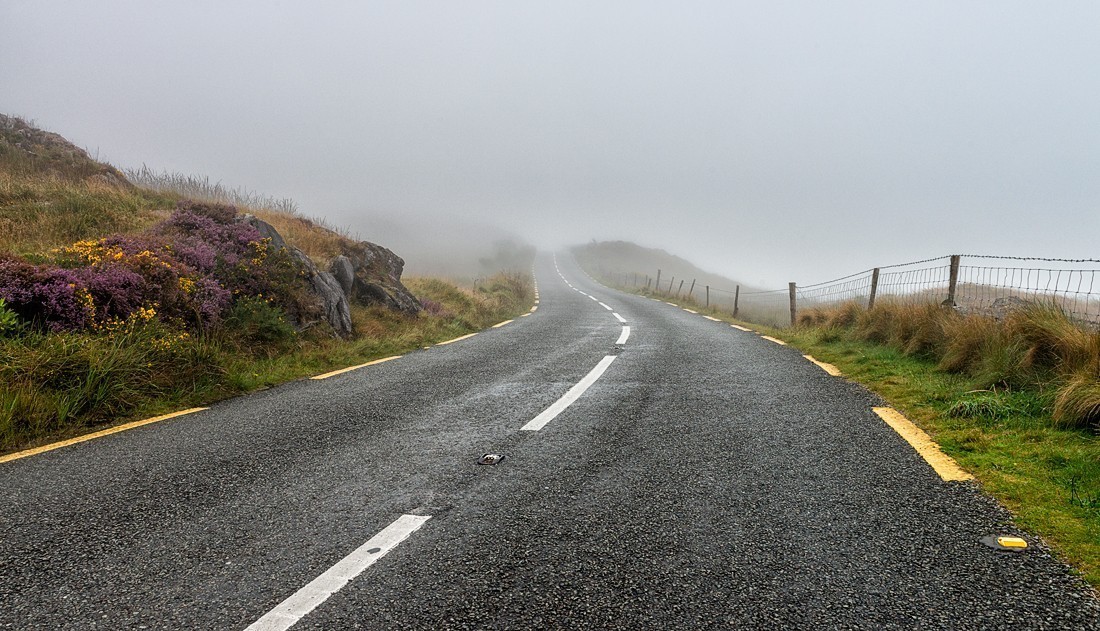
[{"x1": 1, "y1": 253, "x2": 1098, "y2": 629}]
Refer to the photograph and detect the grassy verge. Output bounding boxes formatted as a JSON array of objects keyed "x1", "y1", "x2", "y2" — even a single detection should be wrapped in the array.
[
  {"x1": 0, "y1": 272, "x2": 533, "y2": 454},
  {"x1": 602, "y1": 282, "x2": 1100, "y2": 589}
]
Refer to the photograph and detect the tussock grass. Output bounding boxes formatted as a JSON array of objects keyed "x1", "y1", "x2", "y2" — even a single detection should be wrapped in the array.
[{"x1": 796, "y1": 301, "x2": 1100, "y2": 430}]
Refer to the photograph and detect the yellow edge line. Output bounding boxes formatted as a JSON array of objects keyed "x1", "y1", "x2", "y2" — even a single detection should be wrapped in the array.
[
  {"x1": 803, "y1": 354, "x2": 842, "y2": 376},
  {"x1": 520, "y1": 313, "x2": 531, "y2": 317},
  {"x1": 0, "y1": 407, "x2": 208, "y2": 465},
  {"x1": 492, "y1": 319, "x2": 514, "y2": 328},
  {"x1": 436, "y1": 332, "x2": 478, "y2": 346},
  {"x1": 311, "y1": 355, "x2": 402, "y2": 380},
  {"x1": 760, "y1": 335, "x2": 787, "y2": 346},
  {"x1": 703, "y1": 315, "x2": 721, "y2": 321},
  {"x1": 873, "y1": 407, "x2": 974, "y2": 482},
  {"x1": 730, "y1": 324, "x2": 753, "y2": 332},
  {"x1": 530, "y1": 305, "x2": 538, "y2": 312}
]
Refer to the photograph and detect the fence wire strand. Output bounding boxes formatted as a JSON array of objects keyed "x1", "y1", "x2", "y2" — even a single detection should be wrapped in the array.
[{"x1": 608, "y1": 253, "x2": 1100, "y2": 328}]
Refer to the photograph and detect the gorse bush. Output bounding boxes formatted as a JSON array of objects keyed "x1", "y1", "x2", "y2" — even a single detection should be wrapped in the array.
[{"x1": 797, "y1": 300, "x2": 1100, "y2": 429}]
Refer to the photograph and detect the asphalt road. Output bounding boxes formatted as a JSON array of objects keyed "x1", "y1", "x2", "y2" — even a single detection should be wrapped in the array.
[{"x1": 1, "y1": 253, "x2": 1098, "y2": 629}]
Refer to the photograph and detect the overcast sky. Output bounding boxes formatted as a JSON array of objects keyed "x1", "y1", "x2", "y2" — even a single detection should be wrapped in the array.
[{"x1": 3, "y1": 1, "x2": 1098, "y2": 287}]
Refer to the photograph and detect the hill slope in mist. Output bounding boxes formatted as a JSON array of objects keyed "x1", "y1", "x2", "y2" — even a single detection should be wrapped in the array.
[
  {"x1": 571, "y1": 240, "x2": 757, "y2": 295},
  {"x1": 350, "y1": 213, "x2": 534, "y2": 282}
]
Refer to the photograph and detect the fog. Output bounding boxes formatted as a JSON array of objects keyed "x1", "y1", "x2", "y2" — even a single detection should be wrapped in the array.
[{"x1": 2, "y1": 1, "x2": 1098, "y2": 287}]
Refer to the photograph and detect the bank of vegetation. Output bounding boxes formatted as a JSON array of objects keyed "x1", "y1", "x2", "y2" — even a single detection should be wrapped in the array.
[{"x1": 0, "y1": 115, "x2": 533, "y2": 453}]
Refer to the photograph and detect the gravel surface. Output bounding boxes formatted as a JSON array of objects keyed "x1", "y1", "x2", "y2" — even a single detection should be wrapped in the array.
[{"x1": 0, "y1": 253, "x2": 1097, "y2": 629}]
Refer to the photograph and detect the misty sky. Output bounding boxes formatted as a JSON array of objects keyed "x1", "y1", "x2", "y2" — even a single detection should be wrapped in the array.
[{"x1": 2, "y1": 1, "x2": 1098, "y2": 287}]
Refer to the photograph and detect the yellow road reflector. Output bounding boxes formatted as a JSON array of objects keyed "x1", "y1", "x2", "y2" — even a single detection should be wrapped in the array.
[
  {"x1": 0, "y1": 408, "x2": 208, "y2": 465},
  {"x1": 803, "y1": 355, "x2": 842, "y2": 376},
  {"x1": 760, "y1": 335, "x2": 787, "y2": 346},
  {"x1": 492, "y1": 319, "x2": 514, "y2": 328},
  {"x1": 730, "y1": 324, "x2": 753, "y2": 332},
  {"x1": 997, "y1": 536, "x2": 1028, "y2": 549},
  {"x1": 311, "y1": 355, "x2": 402, "y2": 380},
  {"x1": 873, "y1": 407, "x2": 974, "y2": 482}
]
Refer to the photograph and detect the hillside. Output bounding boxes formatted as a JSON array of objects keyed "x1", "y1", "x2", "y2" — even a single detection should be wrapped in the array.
[
  {"x1": 0, "y1": 115, "x2": 533, "y2": 452},
  {"x1": 571, "y1": 240, "x2": 756, "y2": 297}
]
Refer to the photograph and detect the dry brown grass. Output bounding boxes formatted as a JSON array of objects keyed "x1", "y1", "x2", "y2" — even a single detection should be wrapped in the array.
[
  {"x1": 247, "y1": 208, "x2": 356, "y2": 262},
  {"x1": 798, "y1": 300, "x2": 1100, "y2": 429},
  {"x1": 0, "y1": 171, "x2": 173, "y2": 255}
]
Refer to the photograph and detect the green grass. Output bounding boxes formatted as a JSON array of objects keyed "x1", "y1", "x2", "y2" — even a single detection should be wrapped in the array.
[
  {"x1": 599, "y1": 280, "x2": 1100, "y2": 589},
  {"x1": 0, "y1": 272, "x2": 533, "y2": 454}
]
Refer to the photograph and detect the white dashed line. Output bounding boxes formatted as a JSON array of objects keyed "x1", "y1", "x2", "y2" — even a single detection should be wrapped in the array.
[
  {"x1": 522, "y1": 356, "x2": 618, "y2": 431},
  {"x1": 616, "y1": 326, "x2": 631, "y2": 345},
  {"x1": 612, "y1": 312, "x2": 626, "y2": 323},
  {"x1": 703, "y1": 316, "x2": 720, "y2": 321},
  {"x1": 598, "y1": 302, "x2": 612, "y2": 311},
  {"x1": 246, "y1": 515, "x2": 431, "y2": 631}
]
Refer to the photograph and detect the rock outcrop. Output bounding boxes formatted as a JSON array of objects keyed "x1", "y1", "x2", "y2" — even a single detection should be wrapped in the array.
[
  {"x1": 238, "y1": 215, "x2": 419, "y2": 338},
  {"x1": 288, "y1": 248, "x2": 353, "y2": 338},
  {"x1": 335, "y1": 242, "x2": 422, "y2": 315}
]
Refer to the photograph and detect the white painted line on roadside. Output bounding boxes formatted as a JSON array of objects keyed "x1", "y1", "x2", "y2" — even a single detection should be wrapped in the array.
[
  {"x1": 492, "y1": 319, "x2": 514, "y2": 329},
  {"x1": 703, "y1": 315, "x2": 721, "y2": 321},
  {"x1": 664, "y1": 301, "x2": 677, "y2": 306},
  {"x1": 683, "y1": 308, "x2": 697, "y2": 314},
  {"x1": 530, "y1": 305, "x2": 538, "y2": 312},
  {"x1": 246, "y1": 514, "x2": 431, "y2": 631},
  {"x1": 598, "y1": 302, "x2": 612, "y2": 311},
  {"x1": 589, "y1": 296, "x2": 599, "y2": 302},
  {"x1": 616, "y1": 326, "x2": 631, "y2": 345},
  {"x1": 730, "y1": 324, "x2": 753, "y2": 332},
  {"x1": 522, "y1": 356, "x2": 617, "y2": 431},
  {"x1": 612, "y1": 312, "x2": 627, "y2": 323}
]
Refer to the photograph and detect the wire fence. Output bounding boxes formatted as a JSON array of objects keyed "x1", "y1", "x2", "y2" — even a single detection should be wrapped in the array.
[{"x1": 600, "y1": 254, "x2": 1100, "y2": 328}]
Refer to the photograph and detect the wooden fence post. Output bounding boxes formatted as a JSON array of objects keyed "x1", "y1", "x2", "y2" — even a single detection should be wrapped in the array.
[
  {"x1": 946, "y1": 255, "x2": 961, "y2": 306},
  {"x1": 668, "y1": 276, "x2": 675, "y2": 294},
  {"x1": 688, "y1": 278, "x2": 696, "y2": 298},
  {"x1": 789, "y1": 282, "x2": 797, "y2": 326},
  {"x1": 676, "y1": 279, "x2": 684, "y2": 297},
  {"x1": 868, "y1": 267, "x2": 880, "y2": 309},
  {"x1": 733, "y1": 285, "x2": 740, "y2": 317},
  {"x1": 705, "y1": 285, "x2": 710, "y2": 308},
  {"x1": 655, "y1": 269, "x2": 661, "y2": 293}
]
